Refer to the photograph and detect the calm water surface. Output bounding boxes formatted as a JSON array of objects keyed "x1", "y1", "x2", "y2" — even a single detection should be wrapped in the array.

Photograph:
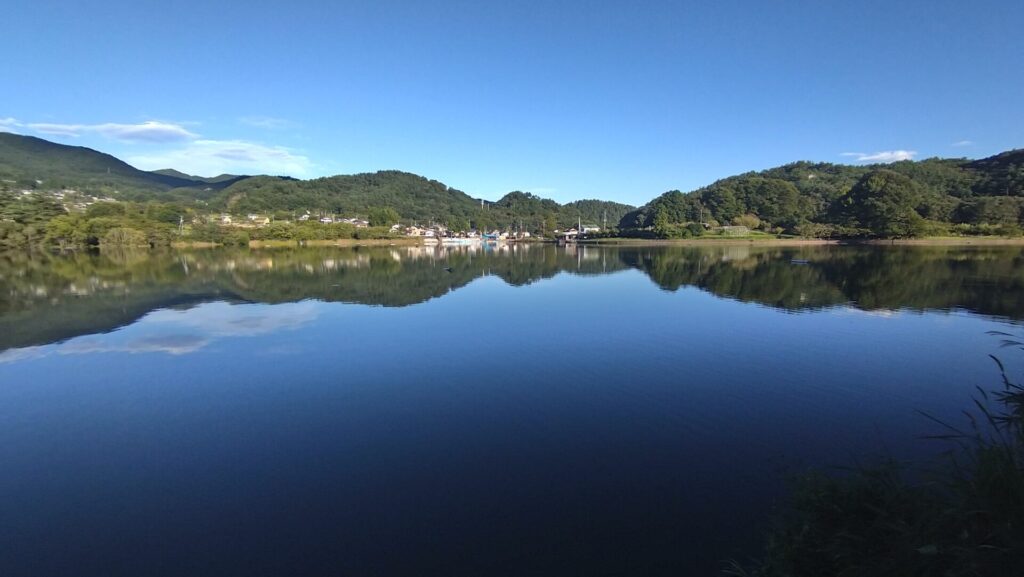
[{"x1": 1, "y1": 244, "x2": 1023, "y2": 576}]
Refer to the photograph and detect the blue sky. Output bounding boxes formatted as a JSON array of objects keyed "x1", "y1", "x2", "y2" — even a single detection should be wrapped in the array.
[{"x1": 2, "y1": 0, "x2": 1022, "y2": 205}]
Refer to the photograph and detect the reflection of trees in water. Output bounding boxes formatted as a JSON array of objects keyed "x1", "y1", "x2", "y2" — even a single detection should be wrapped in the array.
[
  {"x1": 0, "y1": 246, "x2": 634, "y2": 349},
  {"x1": 635, "y1": 245, "x2": 1024, "y2": 318},
  {"x1": 2, "y1": 244, "x2": 1023, "y2": 350}
]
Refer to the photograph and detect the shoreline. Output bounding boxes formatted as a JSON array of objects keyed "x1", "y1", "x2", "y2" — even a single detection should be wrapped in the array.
[
  {"x1": 580, "y1": 236, "x2": 1024, "y2": 247},
  {"x1": 173, "y1": 238, "x2": 426, "y2": 249},
  {"x1": 263, "y1": 238, "x2": 424, "y2": 248},
  {"x1": 169, "y1": 236, "x2": 1024, "y2": 250}
]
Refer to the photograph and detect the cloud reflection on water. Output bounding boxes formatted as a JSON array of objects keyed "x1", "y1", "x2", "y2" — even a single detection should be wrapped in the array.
[{"x1": 0, "y1": 301, "x2": 319, "y2": 363}]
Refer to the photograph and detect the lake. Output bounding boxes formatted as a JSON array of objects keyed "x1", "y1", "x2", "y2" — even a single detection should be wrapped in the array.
[{"x1": 1, "y1": 243, "x2": 1022, "y2": 576}]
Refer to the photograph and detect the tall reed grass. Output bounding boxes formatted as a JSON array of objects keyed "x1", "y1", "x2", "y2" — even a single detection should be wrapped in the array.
[{"x1": 727, "y1": 332, "x2": 1024, "y2": 577}]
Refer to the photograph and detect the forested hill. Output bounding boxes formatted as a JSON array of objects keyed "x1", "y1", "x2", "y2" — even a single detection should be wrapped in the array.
[
  {"x1": 212, "y1": 171, "x2": 481, "y2": 223},
  {"x1": 0, "y1": 133, "x2": 252, "y2": 200},
  {"x1": 210, "y1": 177, "x2": 634, "y2": 231},
  {"x1": 0, "y1": 133, "x2": 633, "y2": 230},
  {"x1": 7, "y1": 131, "x2": 1020, "y2": 239},
  {"x1": 488, "y1": 191, "x2": 635, "y2": 231},
  {"x1": 622, "y1": 149, "x2": 1024, "y2": 237},
  {"x1": 150, "y1": 168, "x2": 246, "y2": 185}
]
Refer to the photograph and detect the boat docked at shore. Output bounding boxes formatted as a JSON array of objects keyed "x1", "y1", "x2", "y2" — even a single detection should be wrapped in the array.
[{"x1": 440, "y1": 237, "x2": 482, "y2": 246}]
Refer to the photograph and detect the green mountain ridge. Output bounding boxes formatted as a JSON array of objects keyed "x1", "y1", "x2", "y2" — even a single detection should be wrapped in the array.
[
  {"x1": 0, "y1": 133, "x2": 203, "y2": 191},
  {"x1": 0, "y1": 133, "x2": 635, "y2": 230},
  {"x1": 621, "y1": 149, "x2": 1024, "y2": 236},
  {"x1": 0, "y1": 133, "x2": 260, "y2": 207},
  {"x1": 3, "y1": 131, "x2": 1021, "y2": 238},
  {"x1": 150, "y1": 168, "x2": 244, "y2": 184}
]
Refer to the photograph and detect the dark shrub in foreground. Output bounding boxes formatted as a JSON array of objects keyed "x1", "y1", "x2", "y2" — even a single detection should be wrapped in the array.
[{"x1": 729, "y1": 336, "x2": 1024, "y2": 577}]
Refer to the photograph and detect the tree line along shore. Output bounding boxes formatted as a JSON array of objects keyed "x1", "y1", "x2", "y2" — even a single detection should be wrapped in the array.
[{"x1": 1, "y1": 133, "x2": 1022, "y2": 250}]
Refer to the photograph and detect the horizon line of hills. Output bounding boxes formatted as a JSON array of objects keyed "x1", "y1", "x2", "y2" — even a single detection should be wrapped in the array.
[{"x1": 1, "y1": 132, "x2": 1022, "y2": 236}]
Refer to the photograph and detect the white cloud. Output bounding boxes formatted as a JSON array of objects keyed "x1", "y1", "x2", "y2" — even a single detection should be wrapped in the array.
[
  {"x1": 840, "y1": 150, "x2": 917, "y2": 163},
  {"x1": 0, "y1": 117, "x2": 22, "y2": 133},
  {"x1": 126, "y1": 139, "x2": 313, "y2": 176},
  {"x1": 239, "y1": 116, "x2": 294, "y2": 129},
  {"x1": 27, "y1": 120, "x2": 197, "y2": 142},
  {"x1": 951, "y1": 140, "x2": 974, "y2": 147},
  {"x1": 11, "y1": 116, "x2": 312, "y2": 177}
]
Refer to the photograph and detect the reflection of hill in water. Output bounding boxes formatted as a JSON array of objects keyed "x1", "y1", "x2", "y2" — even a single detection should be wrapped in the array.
[
  {"x1": 631, "y1": 245, "x2": 1024, "y2": 319},
  {"x1": 2, "y1": 243, "x2": 1023, "y2": 350}
]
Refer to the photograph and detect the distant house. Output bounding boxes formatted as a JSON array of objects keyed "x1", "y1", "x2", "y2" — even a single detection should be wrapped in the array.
[
  {"x1": 298, "y1": 214, "x2": 310, "y2": 221},
  {"x1": 581, "y1": 224, "x2": 601, "y2": 233},
  {"x1": 220, "y1": 214, "x2": 233, "y2": 224},
  {"x1": 556, "y1": 227, "x2": 579, "y2": 241},
  {"x1": 320, "y1": 217, "x2": 334, "y2": 224}
]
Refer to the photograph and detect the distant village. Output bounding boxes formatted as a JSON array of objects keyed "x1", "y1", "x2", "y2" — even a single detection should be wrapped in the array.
[
  {"x1": 10, "y1": 187, "x2": 604, "y2": 241},
  {"x1": 219, "y1": 211, "x2": 606, "y2": 241}
]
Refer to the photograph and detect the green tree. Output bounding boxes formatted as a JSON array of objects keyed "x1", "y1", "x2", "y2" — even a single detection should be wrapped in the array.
[
  {"x1": 367, "y1": 206, "x2": 400, "y2": 227},
  {"x1": 82, "y1": 217, "x2": 123, "y2": 244},
  {"x1": 144, "y1": 202, "x2": 183, "y2": 224},
  {"x1": 704, "y1": 187, "x2": 742, "y2": 224},
  {"x1": 446, "y1": 215, "x2": 470, "y2": 233},
  {"x1": 543, "y1": 213, "x2": 558, "y2": 236},
  {"x1": 653, "y1": 208, "x2": 672, "y2": 237},
  {"x1": 45, "y1": 215, "x2": 85, "y2": 249},
  {"x1": 100, "y1": 227, "x2": 149, "y2": 248},
  {"x1": 86, "y1": 201, "x2": 126, "y2": 218},
  {"x1": 473, "y1": 208, "x2": 494, "y2": 232},
  {"x1": 733, "y1": 213, "x2": 762, "y2": 229},
  {"x1": 960, "y1": 196, "x2": 1024, "y2": 225},
  {"x1": 0, "y1": 221, "x2": 28, "y2": 249},
  {"x1": 1, "y1": 194, "x2": 65, "y2": 224},
  {"x1": 843, "y1": 170, "x2": 925, "y2": 238}
]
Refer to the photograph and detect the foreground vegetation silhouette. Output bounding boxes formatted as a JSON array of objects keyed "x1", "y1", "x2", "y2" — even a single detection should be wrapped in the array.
[{"x1": 727, "y1": 335, "x2": 1024, "y2": 577}]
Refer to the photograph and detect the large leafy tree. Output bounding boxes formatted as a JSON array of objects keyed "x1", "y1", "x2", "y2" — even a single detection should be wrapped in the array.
[
  {"x1": 445, "y1": 215, "x2": 470, "y2": 233},
  {"x1": 704, "y1": 186, "x2": 742, "y2": 224},
  {"x1": 367, "y1": 206, "x2": 400, "y2": 227},
  {"x1": 842, "y1": 170, "x2": 925, "y2": 238}
]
